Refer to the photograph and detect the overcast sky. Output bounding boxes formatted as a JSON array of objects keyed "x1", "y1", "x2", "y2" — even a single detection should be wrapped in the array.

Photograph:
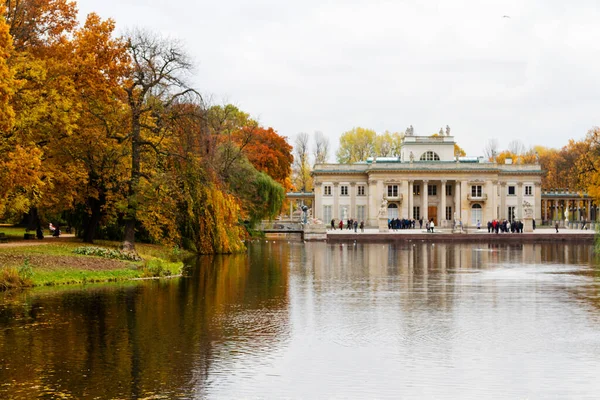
[{"x1": 77, "y1": 0, "x2": 600, "y2": 160}]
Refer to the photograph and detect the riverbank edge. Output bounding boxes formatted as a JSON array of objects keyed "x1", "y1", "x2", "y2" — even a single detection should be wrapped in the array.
[
  {"x1": 0, "y1": 239, "x2": 190, "y2": 291},
  {"x1": 324, "y1": 232, "x2": 596, "y2": 243}
]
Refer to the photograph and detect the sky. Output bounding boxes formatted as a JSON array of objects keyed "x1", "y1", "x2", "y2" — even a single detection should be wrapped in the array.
[{"x1": 76, "y1": 0, "x2": 600, "y2": 160}]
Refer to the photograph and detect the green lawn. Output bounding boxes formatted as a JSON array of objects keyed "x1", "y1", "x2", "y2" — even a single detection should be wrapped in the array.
[{"x1": 0, "y1": 226, "x2": 188, "y2": 289}]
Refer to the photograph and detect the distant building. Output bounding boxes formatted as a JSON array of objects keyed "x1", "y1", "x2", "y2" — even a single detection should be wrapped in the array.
[{"x1": 312, "y1": 134, "x2": 543, "y2": 227}]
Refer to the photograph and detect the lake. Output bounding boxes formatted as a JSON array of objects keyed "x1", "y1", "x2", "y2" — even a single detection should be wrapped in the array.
[{"x1": 1, "y1": 241, "x2": 599, "y2": 399}]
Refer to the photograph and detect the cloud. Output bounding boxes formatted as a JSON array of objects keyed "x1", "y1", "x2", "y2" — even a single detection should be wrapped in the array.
[{"x1": 77, "y1": 0, "x2": 600, "y2": 158}]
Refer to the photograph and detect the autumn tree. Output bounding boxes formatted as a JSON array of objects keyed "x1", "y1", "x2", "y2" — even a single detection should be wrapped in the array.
[
  {"x1": 64, "y1": 13, "x2": 130, "y2": 243},
  {"x1": 205, "y1": 104, "x2": 260, "y2": 181},
  {"x1": 375, "y1": 131, "x2": 403, "y2": 157},
  {"x1": 242, "y1": 126, "x2": 293, "y2": 190},
  {"x1": 292, "y1": 132, "x2": 312, "y2": 192},
  {"x1": 4, "y1": 0, "x2": 78, "y2": 52},
  {"x1": 336, "y1": 127, "x2": 376, "y2": 163},
  {"x1": 121, "y1": 29, "x2": 200, "y2": 252},
  {"x1": 454, "y1": 143, "x2": 466, "y2": 157},
  {"x1": 1, "y1": 0, "x2": 83, "y2": 225}
]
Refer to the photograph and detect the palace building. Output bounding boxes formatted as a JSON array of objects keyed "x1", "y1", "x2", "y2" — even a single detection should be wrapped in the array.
[{"x1": 312, "y1": 133, "x2": 544, "y2": 228}]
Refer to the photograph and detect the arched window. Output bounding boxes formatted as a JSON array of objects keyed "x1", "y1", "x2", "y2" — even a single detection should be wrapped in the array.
[
  {"x1": 387, "y1": 203, "x2": 399, "y2": 219},
  {"x1": 471, "y1": 203, "x2": 482, "y2": 226},
  {"x1": 420, "y1": 151, "x2": 440, "y2": 161}
]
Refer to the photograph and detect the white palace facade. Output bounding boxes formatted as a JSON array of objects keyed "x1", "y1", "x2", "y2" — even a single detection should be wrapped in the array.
[{"x1": 312, "y1": 134, "x2": 544, "y2": 228}]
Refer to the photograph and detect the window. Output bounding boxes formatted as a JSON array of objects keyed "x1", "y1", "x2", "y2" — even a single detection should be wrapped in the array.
[
  {"x1": 413, "y1": 185, "x2": 421, "y2": 195},
  {"x1": 340, "y1": 185, "x2": 348, "y2": 196},
  {"x1": 508, "y1": 186, "x2": 516, "y2": 195},
  {"x1": 471, "y1": 185, "x2": 482, "y2": 197},
  {"x1": 446, "y1": 185, "x2": 452, "y2": 196},
  {"x1": 413, "y1": 206, "x2": 420, "y2": 220},
  {"x1": 388, "y1": 203, "x2": 399, "y2": 219},
  {"x1": 471, "y1": 204, "x2": 482, "y2": 226},
  {"x1": 446, "y1": 206, "x2": 452, "y2": 220},
  {"x1": 420, "y1": 151, "x2": 440, "y2": 161},
  {"x1": 340, "y1": 206, "x2": 348, "y2": 220},
  {"x1": 387, "y1": 185, "x2": 398, "y2": 197},
  {"x1": 324, "y1": 185, "x2": 332, "y2": 196},
  {"x1": 508, "y1": 206, "x2": 516, "y2": 222},
  {"x1": 357, "y1": 185, "x2": 365, "y2": 196},
  {"x1": 357, "y1": 205, "x2": 365, "y2": 222},
  {"x1": 323, "y1": 205, "x2": 332, "y2": 223},
  {"x1": 525, "y1": 185, "x2": 532, "y2": 196},
  {"x1": 428, "y1": 185, "x2": 437, "y2": 196}
]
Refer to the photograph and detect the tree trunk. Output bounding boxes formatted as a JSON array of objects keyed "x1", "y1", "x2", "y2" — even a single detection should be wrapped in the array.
[
  {"x1": 122, "y1": 114, "x2": 141, "y2": 252},
  {"x1": 24, "y1": 208, "x2": 39, "y2": 231},
  {"x1": 82, "y1": 196, "x2": 103, "y2": 243},
  {"x1": 122, "y1": 219, "x2": 136, "y2": 251}
]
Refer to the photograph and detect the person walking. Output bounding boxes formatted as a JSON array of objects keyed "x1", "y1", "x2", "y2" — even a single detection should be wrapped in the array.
[
  {"x1": 429, "y1": 218, "x2": 435, "y2": 233},
  {"x1": 331, "y1": 219, "x2": 335, "y2": 230},
  {"x1": 360, "y1": 221, "x2": 364, "y2": 232},
  {"x1": 353, "y1": 220, "x2": 358, "y2": 232},
  {"x1": 555, "y1": 221, "x2": 559, "y2": 233}
]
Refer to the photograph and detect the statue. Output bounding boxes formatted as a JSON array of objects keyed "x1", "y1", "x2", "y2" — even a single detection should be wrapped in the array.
[
  {"x1": 301, "y1": 205, "x2": 309, "y2": 224},
  {"x1": 446, "y1": 125, "x2": 451, "y2": 136},
  {"x1": 342, "y1": 207, "x2": 348, "y2": 222},
  {"x1": 409, "y1": 151, "x2": 414, "y2": 163},
  {"x1": 378, "y1": 199, "x2": 388, "y2": 217},
  {"x1": 522, "y1": 201, "x2": 533, "y2": 218},
  {"x1": 439, "y1": 127, "x2": 444, "y2": 136},
  {"x1": 409, "y1": 125, "x2": 414, "y2": 135}
]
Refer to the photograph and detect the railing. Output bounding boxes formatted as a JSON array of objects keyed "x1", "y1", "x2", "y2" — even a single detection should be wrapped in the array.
[
  {"x1": 383, "y1": 194, "x2": 403, "y2": 201},
  {"x1": 258, "y1": 221, "x2": 304, "y2": 231},
  {"x1": 467, "y1": 193, "x2": 488, "y2": 201}
]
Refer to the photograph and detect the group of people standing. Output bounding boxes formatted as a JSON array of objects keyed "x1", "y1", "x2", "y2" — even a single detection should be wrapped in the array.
[
  {"x1": 388, "y1": 217, "x2": 436, "y2": 232},
  {"x1": 487, "y1": 219, "x2": 527, "y2": 234},
  {"x1": 331, "y1": 219, "x2": 364, "y2": 232}
]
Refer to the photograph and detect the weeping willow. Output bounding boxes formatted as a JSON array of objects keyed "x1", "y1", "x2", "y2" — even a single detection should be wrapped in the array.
[{"x1": 249, "y1": 172, "x2": 285, "y2": 225}]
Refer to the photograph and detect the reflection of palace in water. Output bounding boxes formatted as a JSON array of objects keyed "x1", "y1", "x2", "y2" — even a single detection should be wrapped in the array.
[{"x1": 300, "y1": 241, "x2": 595, "y2": 283}]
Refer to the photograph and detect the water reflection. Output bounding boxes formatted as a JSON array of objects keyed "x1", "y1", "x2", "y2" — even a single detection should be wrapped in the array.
[{"x1": 0, "y1": 241, "x2": 599, "y2": 399}]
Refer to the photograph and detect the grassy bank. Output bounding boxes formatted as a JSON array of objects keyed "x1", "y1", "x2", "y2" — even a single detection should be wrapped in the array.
[{"x1": 0, "y1": 227, "x2": 188, "y2": 290}]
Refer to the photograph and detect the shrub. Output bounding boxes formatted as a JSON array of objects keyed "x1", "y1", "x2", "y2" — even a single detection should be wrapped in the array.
[
  {"x1": 73, "y1": 246, "x2": 142, "y2": 261},
  {"x1": 140, "y1": 259, "x2": 174, "y2": 278},
  {"x1": 0, "y1": 259, "x2": 34, "y2": 291}
]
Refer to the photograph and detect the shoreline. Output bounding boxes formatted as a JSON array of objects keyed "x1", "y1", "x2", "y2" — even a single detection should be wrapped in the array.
[{"x1": 0, "y1": 234, "x2": 187, "y2": 290}]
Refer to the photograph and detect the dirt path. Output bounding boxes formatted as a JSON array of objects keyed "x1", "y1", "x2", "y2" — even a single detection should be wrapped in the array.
[{"x1": 0, "y1": 234, "x2": 77, "y2": 248}]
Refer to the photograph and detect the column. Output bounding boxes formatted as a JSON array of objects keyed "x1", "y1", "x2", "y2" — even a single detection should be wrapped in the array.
[
  {"x1": 543, "y1": 199, "x2": 547, "y2": 221},
  {"x1": 350, "y1": 182, "x2": 356, "y2": 219},
  {"x1": 534, "y1": 182, "x2": 542, "y2": 222},
  {"x1": 313, "y1": 182, "x2": 322, "y2": 220},
  {"x1": 481, "y1": 180, "x2": 495, "y2": 223},
  {"x1": 587, "y1": 200, "x2": 592, "y2": 221},
  {"x1": 368, "y1": 179, "x2": 378, "y2": 226},
  {"x1": 454, "y1": 181, "x2": 461, "y2": 221},
  {"x1": 333, "y1": 182, "x2": 339, "y2": 220},
  {"x1": 422, "y1": 180, "x2": 429, "y2": 221},
  {"x1": 460, "y1": 180, "x2": 469, "y2": 225},
  {"x1": 491, "y1": 180, "x2": 498, "y2": 220},
  {"x1": 440, "y1": 180, "x2": 447, "y2": 227},
  {"x1": 517, "y1": 182, "x2": 523, "y2": 220},
  {"x1": 500, "y1": 182, "x2": 507, "y2": 219},
  {"x1": 401, "y1": 180, "x2": 409, "y2": 218},
  {"x1": 408, "y1": 180, "x2": 414, "y2": 219}
]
